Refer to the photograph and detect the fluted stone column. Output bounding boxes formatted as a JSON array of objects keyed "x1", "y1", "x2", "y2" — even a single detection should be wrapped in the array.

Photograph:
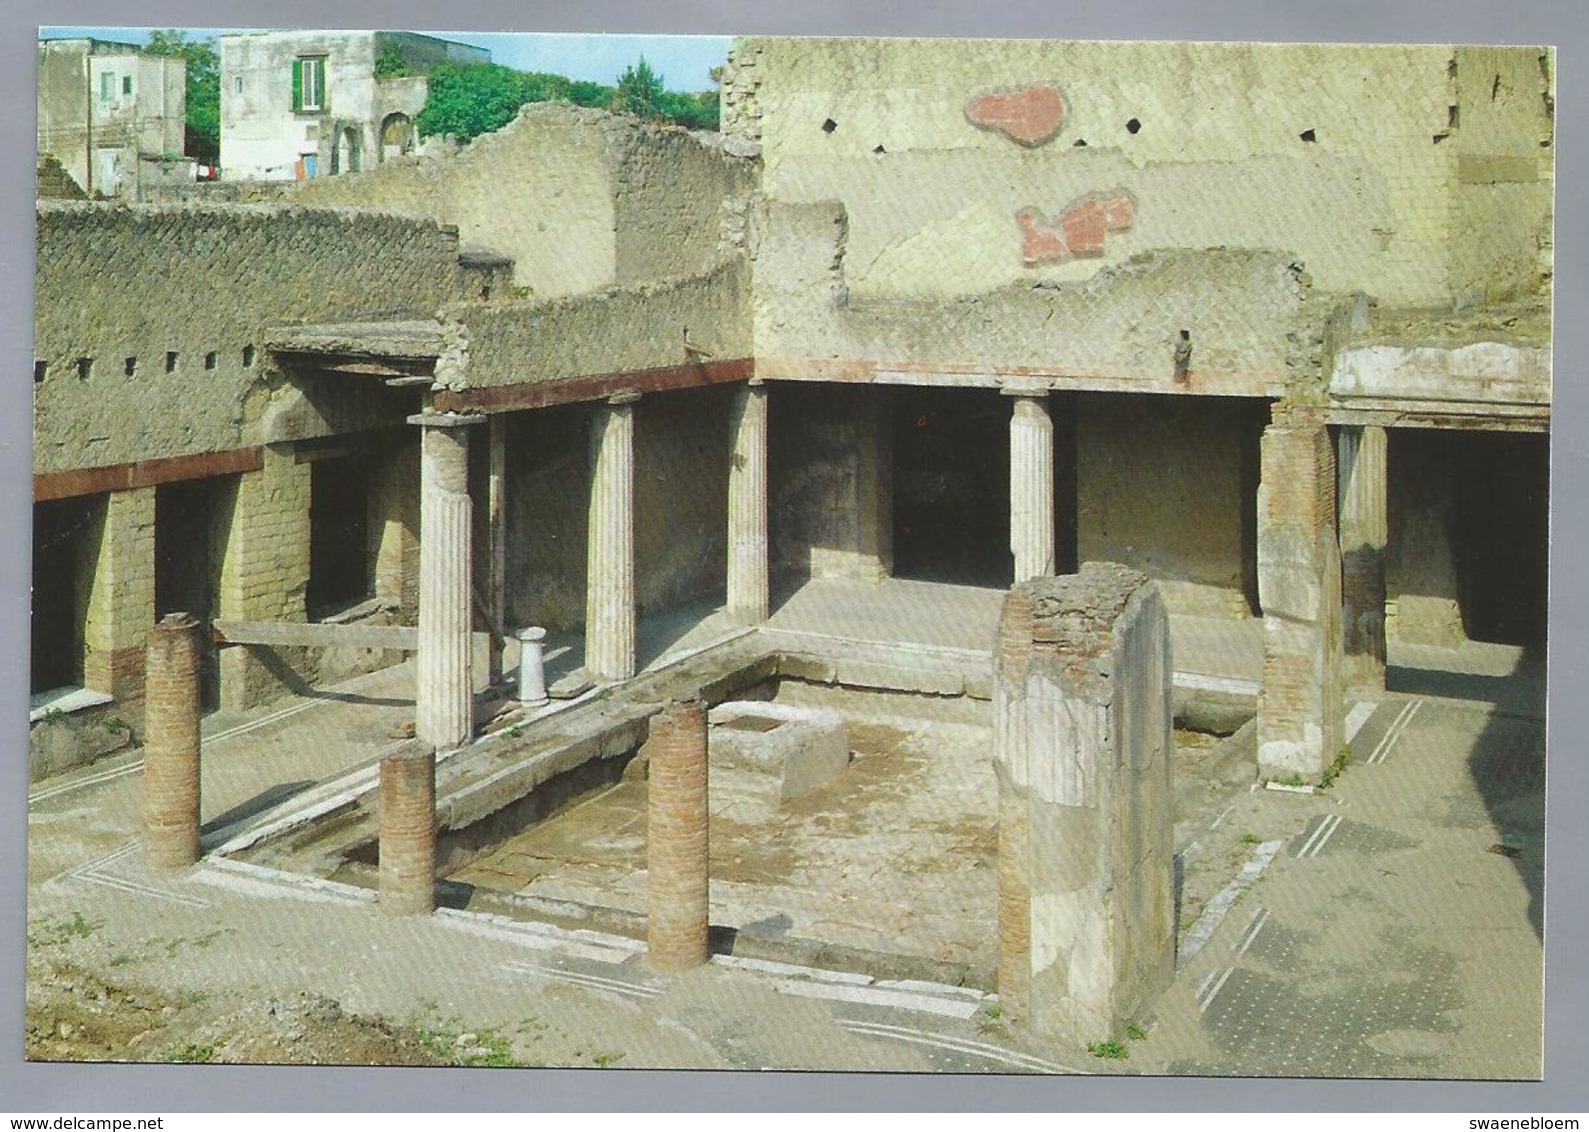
[
  {"x1": 586, "y1": 393, "x2": 639, "y2": 681},
  {"x1": 727, "y1": 380, "x2": 770, "y2": 624},
  {"x1": 1006, "y1": 387, "x2": 1056, "y2": 583},
  {"x1": 412, "y1": 412, "x2": 483, "y2": 752},
  {"x1": 379, "y1": 741, "x2": 437, "y2": 916},
  {"x1": 143, "y1": 612, "x2": 202, "y2": 871},
  {"x1": 646, "y1": 697, "x2": 710, "y2": 971},
  {"x1": 1338, "y1": 425, "x2": 1388, "y2": 695}
]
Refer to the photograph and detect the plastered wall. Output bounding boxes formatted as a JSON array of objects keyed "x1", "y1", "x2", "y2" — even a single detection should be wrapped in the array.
[
  {"x1": 731, "y1": 38, "x2": 1552, "y2": 310},
  {"x1": 34, "y1": 203, "x2": 463, "y2": 475},
  {"x1": 272, "y1": 103, "x2": 756, "y2": 299}
]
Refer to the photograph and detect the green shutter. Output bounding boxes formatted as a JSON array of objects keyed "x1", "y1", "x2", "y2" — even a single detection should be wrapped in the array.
[{"x1": 291, "y1": 58, "x2": 303, "y2": 111}]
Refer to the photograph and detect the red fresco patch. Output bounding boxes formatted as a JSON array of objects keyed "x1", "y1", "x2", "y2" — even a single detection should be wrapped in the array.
[
  {"x1": 1061, "y1": 198, "x2": 1108, "y2": 257},
  {"x1": 966, "y1": 85, "x2": 1066, "y2": 147},
  {"x1": 1017, "y1": 208, "x2": 1071, "y2": 264},
  {"x1": 1016, "y1": 191, "x2": 1136, "y2": 266}
]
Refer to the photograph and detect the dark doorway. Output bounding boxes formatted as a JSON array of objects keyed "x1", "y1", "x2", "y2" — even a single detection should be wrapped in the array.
[
  {"x1": 308, "y1": 453, "x2": 373, "y2": 616},
  {"x1": 1451, "y1": 430, "x2": 1549, "y2": 646},
  {"x1": 891, "y1": 388, "x2": 1013, "y2": 587},
  {"x1": 156, "y1": 476, "x2": 230, "y2": 709},
  {"x1": 32, "y1": 497, "x2": 95, "y2": 693}
]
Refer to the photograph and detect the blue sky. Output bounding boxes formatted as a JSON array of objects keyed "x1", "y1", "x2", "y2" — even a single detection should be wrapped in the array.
[{"x1": 40, "y1": 27, "x2": 732, "y2": 91}]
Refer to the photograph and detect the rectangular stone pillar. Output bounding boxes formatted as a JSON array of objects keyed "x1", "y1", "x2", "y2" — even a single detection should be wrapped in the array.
[
  {"x1": 646, "y1": 697, "x2": 710, "y2": 971},
  {"x1": 993, "y1": 564, "x2": 1176, "y2": 1044},
  {"x1": 413, "y1": 412, "x2": 482, "y2": 751},
  {"x1": 486, "y1": 414, "x2": 508, "y2": 684},
  {"x1": 370, "y1": 438, "x2": 420, "y2": 623},
  {"x1": 1257, "y1": 409, "x2": 1345, "y2": 781},
  {"x1": 586, "y1": 393, "x2": 639, "y2": 681},
  {"x1": 806, "y1": 390, "x2": 893, "y2": 582},
  {"x1": 81, "y1": 486, "x2": 156, "y2": 702},
  {"x1": 217, "y1": 447, "x2": 311, "y2": 712},
  {"x1": 726, "y1": 381, "x2": 770, "y2": 624},
  {"x1": 1338, "y1": 425, "x2": 1388, "y2": 694},
  {"x1": 1006, "y1": 386, "x2": 1056, "y2": 583}
]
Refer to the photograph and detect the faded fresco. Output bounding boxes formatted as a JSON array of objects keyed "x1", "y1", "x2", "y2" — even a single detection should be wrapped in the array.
[{"x1": 28, "y1": 30, "x2": 1551, "y2": 1077}]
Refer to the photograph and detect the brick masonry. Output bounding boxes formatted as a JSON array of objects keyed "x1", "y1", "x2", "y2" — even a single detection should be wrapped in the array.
[
  {"x1": 142, "y1": 613, "x2": 202, "y2": 870},
  {"x1": 82, "y1": 487, "x2": 156, "y2": 704},
  {"x1": 216, "y1": 445, "x2": 312, "y2": 712}
]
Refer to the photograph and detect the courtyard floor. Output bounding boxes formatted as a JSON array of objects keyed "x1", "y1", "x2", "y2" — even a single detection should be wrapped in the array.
[{"x1": 24, "y1": 578, "x2": 1544, "y2": 1078}]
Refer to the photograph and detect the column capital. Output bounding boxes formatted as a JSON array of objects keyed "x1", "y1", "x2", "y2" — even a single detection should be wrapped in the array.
[
  {"x1": 408, "y1": 411, "x2": 487, "y2": 429},
  {"x1": 746, "y1": 376, "x2": 767, "y2": 389},
  {"x1": 608, "y1": 391, "x2": 642, "y2": 407},
  {"x1": 1000, "y1": 380, "x2": 1051, "y2": 399}
]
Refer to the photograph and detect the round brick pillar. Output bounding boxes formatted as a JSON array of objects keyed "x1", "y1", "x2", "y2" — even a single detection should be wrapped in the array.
[
  {"x1": 379, "y1": 744, "x2": 437, "y2": 916},
  {"x1": 646, "y1": 697, "x2": 710, "y2": 971},
  {"x1": 143, "y1": 612, "x2": 202, "y2": 870}
]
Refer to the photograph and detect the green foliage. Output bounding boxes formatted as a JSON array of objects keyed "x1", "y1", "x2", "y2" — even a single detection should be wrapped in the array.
[
  {"x1": 171, "y1": 1043, "x2": 215, "y2": 1063},
  {"x1": 1124, "y1": 1019, "x2": 1148, "y2": 1042},
  {"x1": 1087, "y1": 1039, "x2": 1130, "y2": 1060},
  {"x1": 613, "y1": 56, "x2": 664, "y2": 118},
  {"x1": 1320, "y1": 748, "x2": 1352, "y2": 790},
  {"x1": 1239, "y1": 832, "x2": 1262, "y2": 846},
  {"x1": 145, "y1": 30, "x2": 220, "y2": 163},
  {"x1": 417, "y1": 55, "x2": 717, "y2": 145},
  {"x1": 375, "y1": 43, "x2": 413, "y2": 78}
]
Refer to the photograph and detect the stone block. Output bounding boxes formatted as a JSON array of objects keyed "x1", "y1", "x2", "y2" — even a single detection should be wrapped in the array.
[{"x1": 708, "y1": 700, "x2": 850, "y2": 804}]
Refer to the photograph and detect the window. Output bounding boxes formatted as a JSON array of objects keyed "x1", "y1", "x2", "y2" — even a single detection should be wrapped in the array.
[
  {"x1": 234, "y1": 76, "x2": 243, "y2": 94},
  {"x1": 122, "y1": 75, "x2": 132, "y2": 96},
  {"x1": 292, "y1": 55, "x2": 327, "y2": 112},
  {"x1": 99, "y1": 71, "x2": 115, "y2": 102}
]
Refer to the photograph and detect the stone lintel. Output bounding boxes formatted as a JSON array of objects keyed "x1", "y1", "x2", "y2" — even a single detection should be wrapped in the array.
[{"x1": 408, "y1": 411, "x2": 487, "y2": 429}]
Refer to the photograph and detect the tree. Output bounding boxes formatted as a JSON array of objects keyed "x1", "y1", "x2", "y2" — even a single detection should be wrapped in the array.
[
  {"x1": 145, "y1": 30, "x2": 219, "y2": 163},
  {"x1": 417, "y1": 62, "x2": 586, "y2": 143},
  {"x1": 613, "y1": 56, "x2": 664, "y2": 119}
]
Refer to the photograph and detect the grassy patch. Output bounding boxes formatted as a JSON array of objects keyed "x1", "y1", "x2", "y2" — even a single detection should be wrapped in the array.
[
  {"x1": 170, "y1": 1043, "x2": 215, "y2": 1063},
  {"x1": 1087, "y1": 1039, "x2": 1129, "y2": 1060},
  {"x1": 1124, "y1": 1019, "x2": 1148, "y2": 1042}
]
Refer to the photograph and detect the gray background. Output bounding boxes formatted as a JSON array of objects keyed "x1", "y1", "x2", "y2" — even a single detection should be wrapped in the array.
[{"x1": 4, "y1": 0, "x2": 1584, "y2": 1113}]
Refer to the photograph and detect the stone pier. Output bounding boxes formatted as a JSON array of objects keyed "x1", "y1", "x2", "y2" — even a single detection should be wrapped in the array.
[
  {"x1": 379, "y1": 741, "x2": 437, "y2": 916},
  {"x1": 587, "y1": 393, "x2": 639, "y2": 681},
  {"x1": 1338, "y1": 424, "x2": 1388, "y2": 694},
  {"x1": 993, "y1": 564, "x2": 1175, "y2": 1043},
  {"x1": 1257, "y1": 408, "x2": 1345, "y2": 781},
  {"x1": 486, "y1": 414, "x2": 508, "y2": 685},
  {"x1": 83, "y1": 486, "x2": 157, "y2": 704},
  {"x1": 412, "y1": 412, "x2": 483, "y2": 752},
  {"x1": 646, "y1": 697, "x2": 710, "y2": 971},
  {"x1": 143, "y1": 612, "x2": 202, "y2": 870},
  {"x1": 727, "y1": 380, "x2": 770, "y2": 624},
  {"x1": 1006, "y1": 386, "x2": 1056, "y2": 583}
]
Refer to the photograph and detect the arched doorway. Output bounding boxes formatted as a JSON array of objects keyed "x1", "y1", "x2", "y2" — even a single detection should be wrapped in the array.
[
  {"x1": 332, "y1": 125, "x2": 360, "y2": 174},
  {"x1": 380, "y1": 113, "x2": 415, "y2": 163}
]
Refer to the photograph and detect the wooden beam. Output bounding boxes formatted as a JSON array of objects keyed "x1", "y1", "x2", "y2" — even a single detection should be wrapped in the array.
[
  {"x1": 35, "y1": 446, "x2": 264, "y2": 503},
  {"x1": 433, "y1": 357, "x2": 754, "y2": 415},
  {"x1": 214, "y1": 620, "x2": 418, "y2": 650}
]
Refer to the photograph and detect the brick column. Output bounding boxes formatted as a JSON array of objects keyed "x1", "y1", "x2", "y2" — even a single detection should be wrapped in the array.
[
  {"x1": 1005, "y1": 386, "x2": 1055, "y2": 583},
  {"x1": 1338, "y1": 425, "x2": 1388, "y2": 695},
  {"x1": 412, "y1": 412, "x2": 483, "y2": 752},
  {"x1": 217, "y1": 446, "x2": 311, "y2": 712},
  {"x1": 586, "y1": 393, "x2": 639, "y2": 682},
  {"x1": 1257, "y1": 408, "x2": 1345, "y2": 781},
  {"x1": 379, "y1": 741, "x2": 436, "y2": 916},
  {"x1": 726, "y1": 380, "x2": 770, "y2": 624},
  {"x1": 992, "y1": 566, "x2": 1175, "y2": 1042},
  {"x1": 646, "y1": 697, "x2": 710, "y2": 971},
  {"x1": 143, "y1": 612, "x2": 202, "y2": 870},
  {"x1": 82, "y1": 487, "x2": 156, "y2": 702}
]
